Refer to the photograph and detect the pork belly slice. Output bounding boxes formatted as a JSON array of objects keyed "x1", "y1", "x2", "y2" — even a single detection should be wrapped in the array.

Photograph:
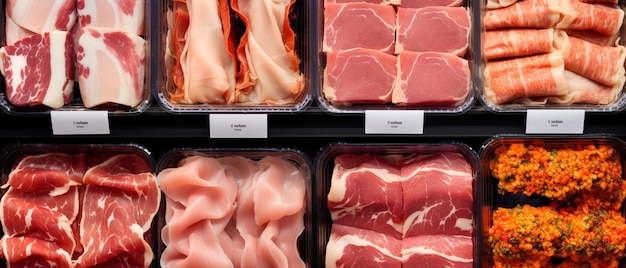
[
  {"x1": 6, "y1": 0, "x2": 76, "y2": 33},
  {"x1": 0, "y1": 31, "x2": 74, "y2": 108},
  {"x1": 484, "y1": 0, "x2": 560, "y2": 30},
  {"x1": 77, "y1": 0, "x2": 145, "y2": 35},
  {"x1": 399, "y1": 0, "x2": 463, "y2": 9},
  {"x1": 400, "y1": 152, "x2": 473, "y2": 237},
  {"x1": 232, "y1": 0, "x2": 304, "y2": 104},
  {"x1": 401, "y1": 235, "x2": 473, "y2": 268},
  {"x1": 396, "y1": 7, "x2": 469, "y2": 56},
  {"x1": 483, "y1": 52, "x2": 568, "y2": 105},
  {"x1": 555, "y1": 33, "x2": 626, "y2": 86},
  {"x1": 556, "y1": 0, "x2": 623, "y2": 36},
  {"x1": 393, "y1": 52, "x2": 470, "y2": 106},
  {"x1": 326, "y1": 224, "x2": 402, "y2": 268},
  {"x1": 328, "y1": 154, "x2": 404, "y2": 239},
  {"x1": 0, "y1": 236, "x2": 73, "y2": 268},
  {"x1": 483, "y1": 29, "x2": 555, "y2": 60},
  {"x1": 324, "y1": 48, "x2": 396, "y2": 105},
  {"x1": 565, "y1": 29, "x2": 619, "y2": 47},
  {"x1": 323, "y1": 3, "x2": 396, "y2": 54},
  {"x1": 76, "y1": 27, "x2": 146, "y2": 108},
  {"x1": 4, "y1": 16, "x2": 36, "y2": 46},
  {"x1": 77, "y1": 154, "x2": 159, "y2": 268},
  {"x1": 548, "y1": 70, "x2": 624, "y2": 105}
]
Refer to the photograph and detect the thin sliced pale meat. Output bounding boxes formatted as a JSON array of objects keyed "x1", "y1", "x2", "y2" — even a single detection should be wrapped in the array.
[
  {"x1": 565, "y1": 29, "x2": 618, "y2": 46},
  {"x1": 484, "y1": 0, "x2": 560, "y2": 30},
  {"x1": 484, "y1": 52, "x2": 568, "y2": 105},
  {"x1": 486, "y1": 0, "x2": 519, "y2": 9},
  {"x1": 555, "y1": 33, "x2": 626, "y2": 86},
  {"x1": 483, "y1": 29, "x2": 555, "y2": 60},
  {"x1": 548, "y1": 70, "x2": 623, "y2": 104},
  {"x1": 556, "y1": 0, "x2": 623, "y2": 36}
]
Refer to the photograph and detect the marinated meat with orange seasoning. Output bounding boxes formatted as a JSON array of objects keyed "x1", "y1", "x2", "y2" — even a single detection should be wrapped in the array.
[
  {"x1": 483, "y1": 29, "x2": 555, "y2": 60},
  {"x1": 484, "y1": 52, "x2": 567, "y2": 105}
]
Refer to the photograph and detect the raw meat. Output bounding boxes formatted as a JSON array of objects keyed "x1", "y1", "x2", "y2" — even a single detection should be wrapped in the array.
[
  {"x1": 326, "y1": 224, "x2": 402, "y2": 268},
  {"x1": 556, "y1": 34, "x2": 626, "y2": 86},
  {"x1": 0, "y1": 31, "x2": 74, "y2": 108},
  {"x1": 399, "y1": 0, "x2": 463, "y2": 9},
  {"x1": 0, "y1": 236, "x2": 73, "y2": 268},
  {"x1": 77, "y1": 0, "x2": 145, "y2": 35},
  {"x1": 401, "y1": 235, "x2": 473, "y2": 267},
  {"x1": 400, "y1": 152, "x2": 473, "y2": 237},
  {"x1": 325, "y1": 0, "x2": 399, "y2": 5},
  {"x1": 76, "y1": 27, "x2": 146, "y2": 108},
  {"x1": 565, "y1": 29, "x2": 618, "y2": 46},
  {"x1": 6, "y1": 0, "x2": 76, "y2": 33},
  {"x1": 395, "y1": 7, "x2": 470, "y2": 57},
  {"x1": 484, "y1": 0, "x2": 560, "y2": 30},
  {"x1": 170, "y1": 0, "x2": 237, "y2": 104},
  {"x1": 393, "y1": 52, "x2": 470, "y2": 106},
  {"x1": 231, "y1": 0, "x2": 305, "y2": 104},
  {"x1": 483, "y1": 29, "x2": 555, "y2": 60},
  {"x1": 548, "y1": 70, "x2": 624, "y2": 104},
  {"x1": 4, "y1": 16, "x2": 36, "y2": 46},
  {"x1": 486, "y1": 0, "x2": 519, "y2": 9},
  {"x1": 323, "y1": 48, "x2": 397, "y2": 104},
  {"x1": 323, "y1": 3, "x2": 396, "y2": 54},
  {"x1": 556, "y1": 0, "x2": 624, "y2": 36},
  {"x1": 327, "y1": 154, "x2": 404, "y2": 239},
  {"x1": 4, "y1": 153, "x2": 85, "y2": 195},
  {"x1": 77, "y1": 154, "x2": 159, "y2": 268},
  {"x1": 483, "y1": 52, "x2": 568, "y2": 105},
  {"x1": 158, "y1": 155, "x2": 307, "y2": 268}
]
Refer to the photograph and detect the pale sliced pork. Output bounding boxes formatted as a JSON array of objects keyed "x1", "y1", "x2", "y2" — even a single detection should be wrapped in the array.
[
  {"x1": 0, "y1": 31, "x2": 74, "y2": 108},
  {"x1": 6, "y1": 0, "x2": 76, "y2": 33},
  {"x1": 393, "y1": 52, "x2": 470, "y2": 106},
  {"x1": 324, "y1": 48, "x2": 397, "y2": 105},
  {"x1": 548, "y1": 70, "x2": 624, "y2": 104},
  {"x1": 401, "y1": 235, "x2": 473, "y2": 267},
  {"x1": 556, "y1": 0, "x2": 624, "y2": 36},
  {"x1": 326, "y1": 224, "x2": 402, "y2": 268},
  {"x1": 323, "y1": 3, "x2": 396, "y2": 54},
  {"x1": 76, "y1": 27, "x2": 146, "y2": 108},
  {"x1": 483, "y1": 29, "x2": 555, "y2": 60},
  {"x1": 484, "y1": 0, "x2": 560, "y2": 30},
  {"x1": 77, "y1": 0, "x2": 145, "y2": 35},
  {"x1": 396, "y1": 7, "x2": 470, "y2": 56},
  {"x1": 4, "y1": 16, "x2": 36, "y2": 46}
]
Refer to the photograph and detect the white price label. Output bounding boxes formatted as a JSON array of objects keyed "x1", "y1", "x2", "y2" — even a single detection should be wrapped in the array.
[
  {"x1": 526, "y1": 109, "x2": 585, "y2": 134},
  {"x1": 365, "y1": 110, "x2": 424, "y2": 134},
  {"x1": 50, "y1": 111, "x2": 110, "y2": 135},
  {"x1": 210, "y1": 114, "x2": 268, "y2": 138}
]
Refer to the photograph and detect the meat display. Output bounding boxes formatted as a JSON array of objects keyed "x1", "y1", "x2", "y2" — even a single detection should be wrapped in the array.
[
  {"x1": 77, "y1": 0, "x2": 145, "y2": 35},
  {"x1": 323, "y1": 48, "x2": 397, "y2": 104},
  {"x1": 394, "y1": 52, "x2": 470, "y2": 106},
  {"x1": 322, "y1": 1, "x2": 472, "y2": 109},
  {"x1": 482, "y1": 0, "x2": 626, "y2": 106},
  {"x1": 395, "y1": 7, "x2": 470, "y2": 56},
  {"x1": 0, "y1": 31, "x2": 74, "y2": 108},
  {"x1": 400, "y1": 0, "x2": 464, "y2": 8},
  {"x1": 325, "y1": 150, "x2": 474, "y2": 267},
  {"x1": 1, "y1": 0, "x2": 147, "y2": 111},
  {"x1": 0, "y1": 151, "x2": 160, "y2": 267},
  {"x1": 165, "y1": 0, "x2": 305, "y2": 107},
  {"x1": 76, "y1": 28, "x2": 146, "y2": 108},
  {"x1": 158, "y1": 154, "x2": 308, "y2": 268}
]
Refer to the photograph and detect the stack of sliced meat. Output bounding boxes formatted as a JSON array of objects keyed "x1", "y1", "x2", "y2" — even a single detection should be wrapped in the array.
[
  {"x1": 0, "y1": 0, "x2": 147, "y2": 109},
  {"x1": 322, "y1": 0, "x2": 471, "y2": 107},
  {"x1": 325, "y1": 152, "x2": 474, "y2": 267},
  {"x1": 483, "y1": 0, "x2": 626, "y2": 106},
  {"x1": 166, "y1": 0, "x2": 304, "y2": 105},
  {"x1": 0, "y1": 152, "x2": 160, "y2": 267},
  {"x1": 158, "y1": 155, "x2": 307, "y2": 268}
]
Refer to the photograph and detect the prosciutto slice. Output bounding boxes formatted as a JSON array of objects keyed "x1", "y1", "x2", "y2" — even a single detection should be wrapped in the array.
[
  {"x1": 76, "y1": 27, "x2": 146, "y2": 108},
  {"x1": 77, "y1": 0, "x2": 145, "y2": 35},
  {"x1": 326, "y1": 224, "x2": 402, "y2": 268},
  {"x1": 0, "y1": 31, "x2": 74, "y2": 108},
  {"x1": 401, "y1": 235, "x2": 473, "y2": 267},
  {"x1": 556, "y1": 33, "x2": 626, "y2": 86},
  {"x1": 393, "y1": 52, "x2": 470, "y2": 106},
  {"x1": 556, "y1": 0, "x2": 624, "y2": 36},
  {"x1": 483, "y1": 29, "x2": 555, "y2": 60},
  {"x1": 324, "y1": 48, "x2": 396, "y2": 104},
  {"x1": 5, "y1": 0, "x2": 76, "y2": 33},
  {"x1": 4, "y1": 153, "x2": 85, "y2": 195},
  {"x1": 484, "y1": 0, "x2": 560, "y2": 30},
  {"x1": 0, "y1": 237, "x2": 73, "y2": 268},
  {"x1": 323, "y1": 3, "x2": 396, "y2": 54},
  {"x1": 484, "y1": 52, "x2": 568, "y2": 105},
  {"x1": 395, "y1": 7, "x2": 470, "y2": 57},
  {"x1": 232, "y1": 0, "x2": 305, "y2": 104}
]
